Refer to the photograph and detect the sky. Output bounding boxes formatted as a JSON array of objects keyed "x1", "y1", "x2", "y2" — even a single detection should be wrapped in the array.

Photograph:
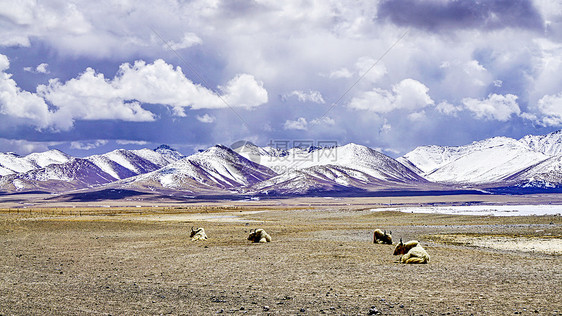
[{"x1": 0, "y1": 0, "x2": 562, "y2": 157}]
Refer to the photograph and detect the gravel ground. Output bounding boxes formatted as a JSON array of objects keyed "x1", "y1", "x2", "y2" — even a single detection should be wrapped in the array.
[{"x1": 0, "y1": 206, "x2": 561, "y2": 315}]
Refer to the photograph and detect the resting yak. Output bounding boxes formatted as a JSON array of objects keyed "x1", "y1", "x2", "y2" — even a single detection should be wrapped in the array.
[
  {"x1": 190, "y1": 227, "x2": 208, "y2": 241},
  {"x1": 373, "y1": 229, "x2": 393, "y2": 244},
  {"x1": 248, "y1": 228, "x2": 272, "y2": 243},
  {"x1": 393, "y1": 239, "x2": 430, "y2": 264}
]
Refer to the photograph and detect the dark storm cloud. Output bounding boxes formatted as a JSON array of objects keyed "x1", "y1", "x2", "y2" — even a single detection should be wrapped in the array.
[{"x1": 377, "y1": 0, "x2": 544, "y2": 32}]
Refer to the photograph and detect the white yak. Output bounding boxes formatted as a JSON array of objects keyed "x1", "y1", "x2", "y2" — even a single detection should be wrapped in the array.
[
  {"x1": 393, "y1": 239, "x2": 430, "y2": 264},
  {"x1": 190, "y1": 227, "x2": 208, "y2": 241},
  {"x1": 248, "y1": 229, "x2": 271, "y2": 243}
]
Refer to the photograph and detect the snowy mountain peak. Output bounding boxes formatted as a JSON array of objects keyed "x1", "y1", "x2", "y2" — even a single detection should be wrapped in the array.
[
  {"x1": 153, "y1": 144, "x2": 183, "y2": 162},
  {"x1": 231, "y1": 141, "x2": 290, "y2": 165},
  {"x1": 401, "y1": 134, "x2": 553, "y2": 184},
  {"x1": 88, "y1": 147, "x2": 181, "y2": 180},
  {"x1": 154, "y1": 144, "x2": 174, "y2": 151},
  {"x1": 198, "y1": 144, "x2": 236, "y2": 157},
  {"x1": 520, "y1": 130, "x2": 562, "y2": 156},
  {"x1": 0, "y1": 149, "x2": 72, "y2": 176},
  {"x1": 339, "y1": 142, "x2": 376, "y2": 155},
  {"x1": 120, "y1": 143, "x2": 276, "y2": 192},
  {"x1": 26, "y1": 149, "x2": 72, "y2": 168}
]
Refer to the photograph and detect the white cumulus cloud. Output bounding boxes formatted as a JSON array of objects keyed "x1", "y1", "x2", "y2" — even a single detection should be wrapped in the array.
[
  {"x1": 310, "y1": 116, "x2": 335, "y2": 125},
  {"x1": 283, "y1": 117, "x2": 308, "y2": 130},
  {"x1": 36, "y1": 63, "x2": 49, "y2": 74},
  {"x1": 531, "y1": 93, "x2": 562, "y2": 126},
  {"x1": 70, "y1": 140, "x2": 108, "y2": 150},
  {"x1": 0, "y1": 55, "x2": 55, "y2": 129},
  {"x1": 218, "y1": 73, "x2": 269, "y2": 110},
  {"x1": 0, "y1": 55, "x2": 268, "y2": 131},
  {"x1": 283, "y1": 90, "x2": 325, "y2": 104},
  {"x1": 462, "y1": 93, "x2": 521, "y2": 121},
  {"x1": 436, "y1": 101, "x2": 462, "y2": 116},
  {"x1": 23, "y1": 63, "x2": 49, "y2": 74},
  {"x1": 38, "y1": 67, "x2": 156, "y2": 129},
  {"x1": 348, "y1": 78, "x2": 434, "y2": 113},
  {"x1": 196, "y1": 113, "x2": 216, "y2": 123}
]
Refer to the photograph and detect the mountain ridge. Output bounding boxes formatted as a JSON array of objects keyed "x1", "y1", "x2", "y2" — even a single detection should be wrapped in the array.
[
  {"x1": 2, "y1": 132, "x2": 562, "y2": 196},
  {"x1": 399, "y1": 130, "x2": 562, "y2": 186}
]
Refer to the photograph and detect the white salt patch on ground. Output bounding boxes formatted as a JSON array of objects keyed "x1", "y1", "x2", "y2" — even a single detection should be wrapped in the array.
[
  {"x1": 372, "y1": 205, "x2": 562, "y2": 216},
  {"x1": 441, "y1": 235, "x2": 562, "y2": 255}
]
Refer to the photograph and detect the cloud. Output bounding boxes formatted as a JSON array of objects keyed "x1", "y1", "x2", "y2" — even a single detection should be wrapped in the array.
[
  {"x1": 534, "y1": 1, "x2": 562, "y2": 40},
  {"x1": 354, "y1": 57, "x2": 387, "y2": 82},
  {"x1": 0, "y1": 56, "x2": 268, "y2": 131},
  {"x1": 23, "y1": 63, "x2": 51, "y2": 74},
  {"x1": 283, "y1": 117, "x2": 308, "y2": 130},
  {"x1": 34, "y1": 63, "x2": 50, "y2": 74},
  {"x1": 327, "y1": 68, "x2": 353, "y2": 79},
  {"x1": 377, "y1": 0, "x2": 544, "y2": 32},
  {"x1": 0, "y1": 2, "x2": 211, "y2": 59},
  {"x1": 435, "y1": 59, "x2": 494, "y2": 100},
  {"x1": 310, "y1": 116, "x2": 335, "y2": 126},
  {"x1": 348, "y1": 78, "x2": 434, "y2": 112},
  {"x1": 116, "y1": 140, "x2": 149, "y2": 146},
  {"x1": 324, "y1": 57, "x2": 387, "y2": 82},
  {"x1": 111, "y1": 60, "x2": 267, "y2": 113},
  {"x1": 282, "y1": 90, "x2": 325, "y2": 104},
  {"x1": 530, "y1": 93, "x2": 562, "y2": 126},
  {"x1": 379, "y1": 119, "x2": 391, "y2": 134},
  {"x1": 462, "y1": 94, "x2": 521, "y2": 121},
  {"x1": 196, "y1": 113, "x2": 216, "y2": 123},
  {"x1": 218, "y1": 73, "x2": 269, "y2": 109},
  {"x1": 38, "y1": 66, "x2": 157, "y2": 129},
  {"x1": 408, "y1": 111, "x2": 426, "y2": 121},
  {"x1": 0, "y1": 55, "x2": 55, "y2": 129},
  {"x1": 436, "y1": 101, "x2": 462, "y2": 116},
  {"x1": 70, "y1": 140, "x2": 108, "y2": 150},
  {"x1": 166, "y1": 33, "x2": 202, "y2": 50},
  {"x1": 0, "y1": 1, "x2": 559, "y2": 155},
  {"x1": 0, "y1": 2, "x2": 93, "y2": 48},
  {"x1": 0, "y1": 138, "x2": 62, "y2": 155},
  {"x1": 529, "y1": 39, "x2": 562, "y2": 101}
]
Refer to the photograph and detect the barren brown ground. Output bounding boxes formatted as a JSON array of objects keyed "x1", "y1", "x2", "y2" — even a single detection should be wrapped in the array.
[{"x1": 0, "y1": 196, "x2": 561, "y2": 315}]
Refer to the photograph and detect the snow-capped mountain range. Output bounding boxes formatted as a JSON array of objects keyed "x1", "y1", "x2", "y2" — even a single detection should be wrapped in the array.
[
  {"x1": 0, "y1": 149, "x2": 71, "y2": 176},
  {"x1": 118, "y1": 145, "x2": 277, "y2": 194},
  {"x1": 2, "y1": 130, "x2": 562, "y2": 196},
  {"x1": 232, "y1": 142, "x2": 427, "y2": 195},
  {"x1": 399, "y1": 130, "x2": 562, "y2": 187},
  {"x1": 0, "y1": 145, "x2": 185, "y2": 192}
]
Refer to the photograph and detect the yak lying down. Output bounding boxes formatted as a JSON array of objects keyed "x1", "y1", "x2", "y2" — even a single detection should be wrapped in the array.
[
  {"x1": 190, "y1": 227, "x2": 208, "y2": 241},
  {"x1": 248, "y1": 228, "x2": 271, "y2": 243},
  {"x1": 373, "y1": 229, "x2": 392, "y2": 244},
  {"x1": 393, "y1": 239, "x2": 430, "y2": 264}
]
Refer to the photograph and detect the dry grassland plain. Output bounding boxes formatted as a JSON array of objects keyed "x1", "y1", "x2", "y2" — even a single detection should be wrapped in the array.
[{"x1": 0, "y1": 194, "x2": 561, "y2": 315}]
